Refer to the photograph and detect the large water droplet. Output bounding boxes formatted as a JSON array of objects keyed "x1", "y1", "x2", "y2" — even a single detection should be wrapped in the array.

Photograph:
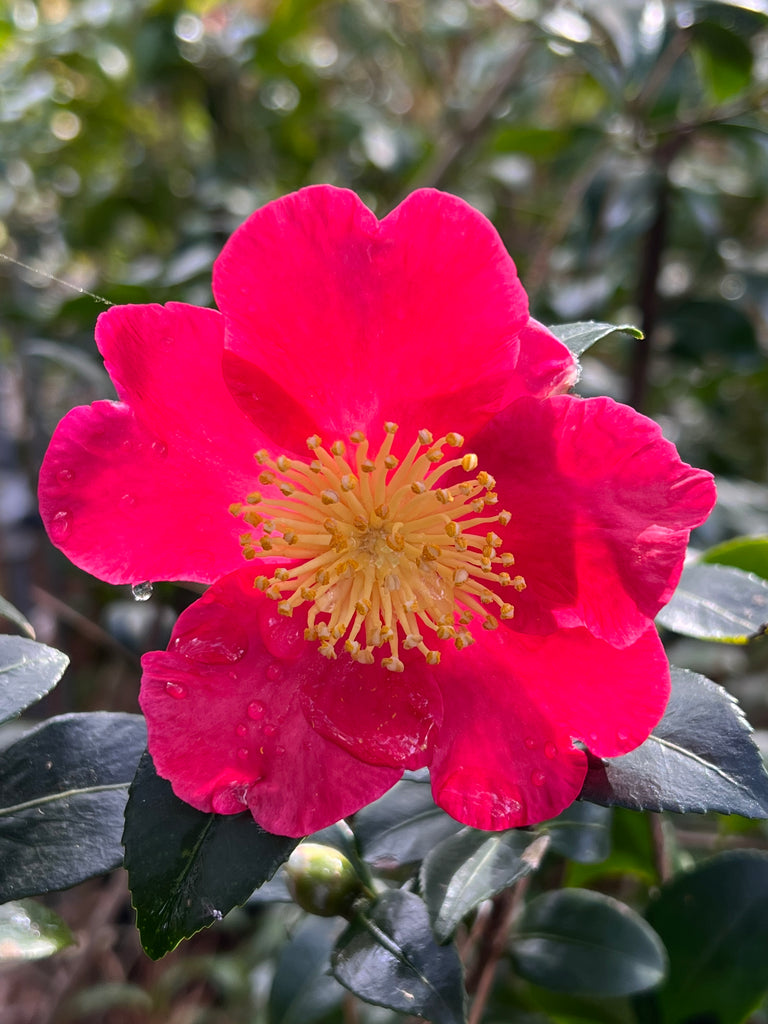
[
  {"x1": 132, "y1": 581, "x2": 154, "y2": 601},
  {"x1": 56, "y1": 468, "x2": 74, "y2": 485},
  {"x1": 247, "y1": 700, "x2": 265, "y2": 721},
  {"x1": 544, "y1": 742, "x2": 557, "y2": 760},
  {"x1": 50, "y1": 509, "x2": 72, "y2": 539},
  {"x1": 531, "y1": 770, "x2": 546, "y2": 787},
  {"x1": 165, "y1": 680, "x2": 186, "y2": 699},
  {"x1": 211, "y1": 783, "x2": 250, "y2": 814}
]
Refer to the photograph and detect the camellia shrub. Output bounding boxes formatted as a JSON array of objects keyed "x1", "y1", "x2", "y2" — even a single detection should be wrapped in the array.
[{"x1": 3, "y1": 185, "x2": 768, "y2": 1024}]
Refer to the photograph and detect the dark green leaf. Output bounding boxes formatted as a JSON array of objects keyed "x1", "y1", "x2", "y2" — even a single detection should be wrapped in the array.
[
  {"x1": 511, "y1": 889, "x2": 667, "y2": 997},
  {"x1": 269, "y1": 917, "x2": 346, "y2": 1024},
  {"x1": 544, "y1": 802, "x2": 612, "y2": 864},
  {"x1": 420, "y1": 829, "x2": 548, "y2": 943},
  {"x1": 692, "y1": 20, "x2": 753, "y2": 103},
  {"x1": 332, "y1": 889, "x2": 466, "y2": 1024},
  {"x1": 0, "y1": 636, "x2": 69, "y2": 726},
  {"x1": 637, "y1": 851, "x2": 768, "y2": 1024},
  {"x1": 580, "y1": 667, "x2": 768, "y2": 817},
  {"x1": 547, "y1": 321, "x2": 643, "y2": 357},
  {"x1": 354, "y1": 775, "x2": 462, "y2": 866},
  {"x1": 701, "y1": 534, "x2": 768, "y2": 581},
  {"x1": 0, "y1": 899, "x2": 74, "y2": 961},
  {"x1": 656, "y1": 562, "x2": 768, "y2": 643},
  {"x1": 123, "y1": 752, "x2": 298, "y2": 959},
  {"x1": 0, "y1": 596, "x2": 35, "y2": 639},
  {"x1": 0, "y1": 713, "x2": 146, "y2": 901}
]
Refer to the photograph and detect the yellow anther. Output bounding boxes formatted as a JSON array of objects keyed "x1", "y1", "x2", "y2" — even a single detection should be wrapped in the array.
[
  {"x1": 446, "y1": 432, "x2": 464, "y2": 447},
  {"x1": 386, "y1": 534, "x2": 405, "y2": 553},
  {"x1": 426, "y1": 448, "x2": 443, "y2": 463},
  {"x1": 246, "y1": 492, "x2": 262, "y2": 505},
  {"x1": 425, "y1": 650, "x2": 441, "y2": 665},
  {"x1": 512, "y1": 576, "x2": 527, "y2": 591},
  {"x1": 258, "y1": 470, "x2": 275, "y2": 485},
  {"x1": 304, "y1": 626, "x2": 318, "y2": 641},
  {"x1": 283, "y1": 531, "x2": 298, "y2": 545},
  {"x1": 462, "y1": 453, "x2": 479, "y2": 472},
  {"x1": 306, "y1": 435, "x2": 322, "y2": 449},
  {"x1": 274, "y1": 568, "x2": 290, "y2": 581},
  {"x1": 319, "y1": 641, "x2": 337, "y2": 660},
  {"x1": 421, "y1": 544, "x2": 440, "y2": 561},
  {"x1": 254, "y1": 575, "x2": 269, "y2": 591},
  {"x1": 498, "y1": 572, "x2": 512, "y2": 586},
  {"x1": 355, "y1": 598, "x2": 372, "y2": 615},
  {"x1": 354, "y1": 649, "x2": 375, "y2": 665},
  {"x1": 242, "y1": 509, "x2": 261, "y2": 527},
  {"x1": 498, "y1": 510, "x2": 511, "y2": 526},
  {"x1": 384, "y1": 422, "x2": 398, "y2": 434},
  {"x1": 341, "y1": 475, "x2": 356, "y2": 491},
  {"x1": 353, "y1": 515, "x2": 368, "y2": 531},
  {"x1": 454, "y1": 631, "x2": 474, "y2": 650},
  {"x1": 477, "y1": 471, "x2": 496, "y2": 488},
  {"x1": 411, "y1": 481, "x2": 427, "y2": 494},
  {"x1": 331, "y1": 440, "x2": 346, "y2": 456},
  {"x1": 483, "y1": 615, "x2": 498, "y2": 630},
  {"x1": 403, "y1": 634, "x2": 424, "y2": 649},
  {"x1": 487, "y1": 532, "x2": 502, "y2": 547},
  {"x1": 445, "y1": 521, "x2": 461, "y2": 538},
  {"x1": 345, "y1": 639, "x2": 361, "y2": 656},
  {"x1": 277, "y1": 601, "x2": 293, "y2": 617},
  {"x1": 436, "y1": 488, "x2": 452, "y2": 504},
  {"x1": 243, "y1": 547, "x2": 256, "y2": 560},
  {"x1": 454, "y1": 568, "x2": 469, "y2": 584},
  {"x1": 454, "y1": 536, "x2": 468, "y2": 552},
  {"x1": 316, "y1": 570, "x2": 330, "y2": 585},
  {"x1": 436, "y1": 624, "x2": 455, "y2": 640},
  {"x1": 350, "y1": 430, "x2": 365, "y2": 444},
  {"x1": 374, "y1": 504, "x2": 389, "y2": 518},
  {"x1": 310, "y1": 459, "x2": 322, "y2": 473},
  {"x1": 384, "y1": 455, "x2": 399, "y2": 470},
  {"x1": 361, "y1": 459, "x2": 376, "y2": 473},
  {"x1": 275, "y1": 454, "x2": 291, "y2": 472},
  {"x1": 501, "y1": 552, "x2": 515, "y2": 566},
  {"x1": 382, "y1": 657, "x2": 404, "y2": 673},
  {"x1": 260, "y1": 537, "x2": 273, "y2": 551},
  {"x1": 229, "y1": 502, "x2": 243, "y2": 516},
  {"x1": 500, "y1": 604, "x2": 515, "y2": 619},
  {"x1": 418, "y1": 429, "x2": 433, "y2": 445},
  {"x1": 484, "y1": 492, "x2": 499, "y2": 505},
  {"x1": 254, "y1": 449, "x2": 270, "y2": 464},
  {"x1": 321, "y1": 489, "x2": 340, "y2": 504},
  {"x1": 301, "y1": 587, "x2": 317, "y2": 601},
  {"x1": 278, "y1": 481, "x2": 296, "y2": 496},
  {"x1": 266, "y1": 583, "x2": 281, "y2": 600}
]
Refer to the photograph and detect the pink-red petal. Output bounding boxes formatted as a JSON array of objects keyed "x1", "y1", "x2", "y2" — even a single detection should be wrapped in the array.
[
  {"x1": 215, "y1": 185, "x2": 535, "y2": 452},
  {"x1": 39, "y1": 304, "x2": 270, "y2": 585},
  {"x1": 139, "y1": 568, "x2": 401, "y2": 837},
  {"x1": 297, "y1": 653, "x2": 443, "y2": 771},
  {"x1": 475, "y1": 394, "x2": 716, "y2": 647},
  {"x1": 429, "y1": 623, "x2": 669, "y2": 830}
]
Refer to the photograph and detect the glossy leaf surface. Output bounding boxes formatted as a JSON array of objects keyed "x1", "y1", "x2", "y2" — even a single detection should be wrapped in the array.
[
  {"x1": 548, "y1": 321, "x2": 643, "y2": 356},
  {"x1": 581, "y1": 667, "x2": 768, "y2": 817},
  {"x1": 123, "y1": 752, "x2": 298, "y2": 959},
  {"x1": 0, "y1": 712, "x2": 146, "y2": 900},
  {"x1": 332, "y1": 889, "x2": 466, "y2": 1024},
  {"x1": 656, "y1": 562, "x2": 768, "y2": 642},
  {"x1": 0, "y1": 635, "x2": 68, "y2": 725}
]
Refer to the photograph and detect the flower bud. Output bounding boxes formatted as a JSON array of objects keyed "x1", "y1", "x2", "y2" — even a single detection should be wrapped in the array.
[{"x1": 284, "y1": 843, "x2": 368, "y2": 918}]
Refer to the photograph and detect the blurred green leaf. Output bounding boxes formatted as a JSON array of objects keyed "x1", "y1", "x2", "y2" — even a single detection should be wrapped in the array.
[
  {"x1": 0, "y1": 713, "x2": 146, "y2": 900},
  {"x1": 0, "y1": 596, "x2": 35, "y2": 639},
  {"x1": 0, "y1": 899, "x2": 74, "y2": 961},
  {"x1": 581, "y1": 667, "x2": 768, "y2": 817},
  {"x1": 124, "y1": 752, "x2": 298, "y2": 959},
  {"x1": 691, "y1": 20, "x2": 753, "y2": 103},
  {"x1": 543, "y1": 801, "x2": 612, "y2": 864},
  {"x1": 0, "y1": 636, "x2": 68, "y2": 726},
  {"x1": 420, "y1": 829, "x2": 548, "y2": 943},
  {"x1": 656, "y1": 562, "x2": 768, "y2": 642},
  {"x1": 332, "y1": 889, "x2": 466, "y2": 1024},
  {"x1": 701, "y1": 534, "x2": 768, "y2": 581},
  {"x1": 511, "y1": 889, "x2": 667, "y2": 997},
  {"x1": 637, "y1": 851, "x2": 768, "y2": 1024},
  {"x1": 270, "y1": 917, "x2": 346, "y2": 1024}
]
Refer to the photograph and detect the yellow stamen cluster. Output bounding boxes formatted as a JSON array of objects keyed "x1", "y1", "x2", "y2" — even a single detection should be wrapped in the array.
[{"x1": 229, "y1": 424, "x2": 526, "y2": 672}]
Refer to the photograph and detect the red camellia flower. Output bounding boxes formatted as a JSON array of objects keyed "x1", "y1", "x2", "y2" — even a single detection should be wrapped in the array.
[{"x1": 39, "y1": 186, "x2": 716, "y2": 838}]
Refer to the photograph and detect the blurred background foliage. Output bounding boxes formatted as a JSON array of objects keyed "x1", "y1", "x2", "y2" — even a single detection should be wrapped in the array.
[{"x1": 2, "y1": 0, "x2": 768, "y2": 1021}]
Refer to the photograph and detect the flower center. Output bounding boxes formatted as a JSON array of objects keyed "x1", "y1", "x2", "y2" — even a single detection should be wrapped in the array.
[{"x1": 229, "y1": 423, "x2": 525, "y2": 672}]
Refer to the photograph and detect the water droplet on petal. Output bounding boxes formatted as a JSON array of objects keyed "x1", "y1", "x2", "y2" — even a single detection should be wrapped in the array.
[
  {"x1": 236, "y1": 723, "x2": 247, "y2": 738},
  {"x1": 56, "y1": 468, "x2": 74, "y2": 485},
  {"x1": 275, "y1": 745, "x2": 286, "y2": 756},
  {"x1": 237, "y1": 747, "x2": 249, "y2": 761},
  {"x1": 120, "y1": 493, "x2": 136, "y2": 508},
  {"x1": 524, "y1": 736, "x2": 536, "y2": 750},
  {"x1": 259, "y1": 608, "x2": 305, "y2": 658},
  {"x1": 247, "y1": 701, "x2": 265, "y2": 721},
  {"x1": 174, "y1": 634, "x2": 246, "y2": 664},
  {"x1": 531, "y1": 771, "x2": 546, "y2": 787},
  {"x1": 544, "y1": 742, "x2": 557, "y2": 759},
  {"x1": 151, "y1": 440, "x2": 168, "y2": 458},
  {"x1": 616, "y1": 729, "x2": 629, "y2": 744},
  {"x1": 263, "y1": 723, "x2": 276, "y2": 737},
  {"x1": 50, "y1": 509, "x2": 72, "y2": 539},
  {"x1": 132, "y1": 581, "x2": 153, "y2": 601},
  {"x1": 121, "y1": 439, "x2": 133, "y2": 453},
  {"x1": 211, "y1": 783, "x2": 250, "y2": 813},
  {"x1": 266, "y1": 662, "x2": 281, "y2": 682},
  {"x1": 165, "y1": 680, "x2": 186, "y2": 699}
]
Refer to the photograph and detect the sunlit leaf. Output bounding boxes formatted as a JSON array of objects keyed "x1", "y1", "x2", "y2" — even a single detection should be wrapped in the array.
[
  {"x1": 547, "y1": 321, "x2": 643, "y2": 357},
  {"x1": 0, "y1": 636, "x2": 68, "y2": 726},
  {"x1": 656, "y1": 562, "x2": 768, "y2": 642},
  {"x1": 0, "y1": 899, "x2": 74, "y2": 961},
  {"x1": 0, "y1": 596, "x2": 34, "y2": 639}
]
